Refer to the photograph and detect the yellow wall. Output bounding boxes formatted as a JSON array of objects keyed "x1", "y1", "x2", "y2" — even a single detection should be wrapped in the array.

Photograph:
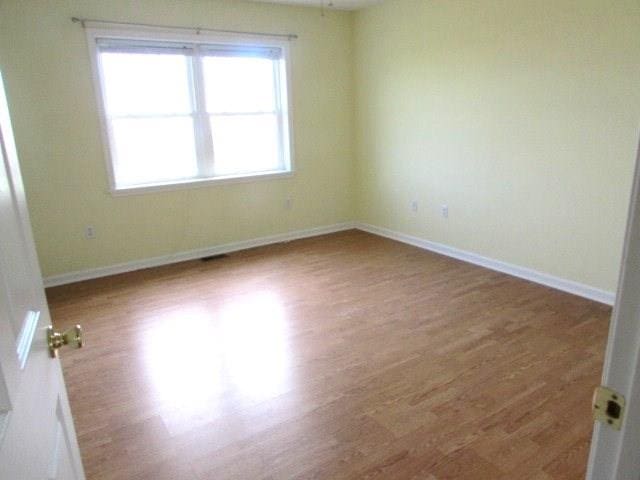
[
  {"x1": 2, "y1": 0, "x2": 639, "y2": 294},
  {"x1": 0, "y1": 0, "x2": 355, "y2": 277},
  {"x1": 354, "y1": 0, "x2": 640, "y2": 292}
]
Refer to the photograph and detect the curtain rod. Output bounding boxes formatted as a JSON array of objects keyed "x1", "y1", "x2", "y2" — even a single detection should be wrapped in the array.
[{"x1": 71, "y1": 17, "x2": 298, "y2": 40}]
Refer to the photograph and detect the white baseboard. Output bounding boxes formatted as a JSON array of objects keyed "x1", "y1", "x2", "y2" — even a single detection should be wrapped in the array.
[
  {"x1": 43, "y1": 220, "x2": 616, "y2": 306},
  {"x1": 43, "y1": 222, "x2": 356, "y2": 288},
  {"x1": 356, "y1": 223, "x2": 616, "y2": 306}
]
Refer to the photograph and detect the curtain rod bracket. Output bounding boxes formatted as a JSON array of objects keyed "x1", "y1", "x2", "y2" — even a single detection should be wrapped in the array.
[{"x1": 71, "y1": 16, "x2": 85, "y2": 28}]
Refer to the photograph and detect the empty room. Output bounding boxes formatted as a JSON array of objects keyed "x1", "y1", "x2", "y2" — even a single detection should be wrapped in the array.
[{"x1": 1, "y1": 0, "x2": 639, "y2": 479}]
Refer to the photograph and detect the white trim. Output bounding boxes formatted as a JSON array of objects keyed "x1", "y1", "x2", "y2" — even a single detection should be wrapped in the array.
[
  {"x1": 356, "y1": 223, "x2": 615, "y2": 305},
  {"x1": 43, "y1": 222, "x2": 356, "y2": 287},
  {"x1": 109, "y1": 170, "x2": 293, "y2": 196},
  {"x1": 0, "y1": 411, "x2": 9, "y2": 448},
  {"x1": 43, "y1": 220, "x2": 615, "y2": 305},
  {"x1": 586, "y1": 133, "x2": 640, "y2": 479},
  {"x1": 15, "y1": 310, "x2": 39, "y2": 370}
]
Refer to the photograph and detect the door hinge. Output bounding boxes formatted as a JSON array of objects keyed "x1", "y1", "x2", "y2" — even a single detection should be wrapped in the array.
[{"x1": 592, "y1": 386, "x2": 625, "y2": 430}]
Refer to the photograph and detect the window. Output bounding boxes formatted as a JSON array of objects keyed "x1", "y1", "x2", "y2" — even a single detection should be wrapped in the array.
[{"x1": 89, "y1": 31, "x2": 292, "y2": 192}]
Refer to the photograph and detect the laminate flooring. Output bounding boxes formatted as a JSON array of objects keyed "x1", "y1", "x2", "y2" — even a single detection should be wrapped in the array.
[{"x1": 47, "y1": 230, "x2": 611, "y2": 479}]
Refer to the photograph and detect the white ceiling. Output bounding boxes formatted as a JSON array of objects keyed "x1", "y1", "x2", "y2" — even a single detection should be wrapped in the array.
[{"x1": 252, "y1": 0, "x2": 383, "y2": 10}]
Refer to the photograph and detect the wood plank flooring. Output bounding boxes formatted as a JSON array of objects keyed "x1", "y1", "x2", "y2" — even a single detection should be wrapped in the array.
[{"x1": 46, "y1": 230, "x2": 611, "y2": 480}]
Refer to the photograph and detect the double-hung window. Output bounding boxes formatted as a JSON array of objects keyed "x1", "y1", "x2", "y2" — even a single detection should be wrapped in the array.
[{"x1": 89, "y1": 30, "x2": 292, "y2": 193}]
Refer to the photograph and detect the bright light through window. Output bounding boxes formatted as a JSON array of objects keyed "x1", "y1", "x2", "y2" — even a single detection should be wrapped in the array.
[
  {"x1": 203, "y1": 56, "x2": 283, "y2": 176},
  {"x1": 93, "y1": 34, "x2": 292, "y2": 191},
  {"x1": 101, "y1": 52, "x2": 199, "y2": 187}
]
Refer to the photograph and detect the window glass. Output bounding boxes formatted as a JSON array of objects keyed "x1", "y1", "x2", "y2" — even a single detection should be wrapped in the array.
[
  {"x1": 202, "y1": 56, "x2": 276, "y2": 114},
  {"x1": 210, "y1": 114, "x2": 281, "y2": 176},
  {"x1": 100, "y1": 52, "x2": 193, "y2": 116},
  {"x1": 111, "y1": 117, "x2": 199, "y2": 187},
  {"x1": 94, "y1": 36, "x2": 291, "y2": 191}
]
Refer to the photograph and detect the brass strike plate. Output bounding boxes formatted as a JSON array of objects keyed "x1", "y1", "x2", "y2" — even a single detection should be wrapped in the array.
[{"x1": 593, "y1": 386, "x2": 625, "y2": 431}]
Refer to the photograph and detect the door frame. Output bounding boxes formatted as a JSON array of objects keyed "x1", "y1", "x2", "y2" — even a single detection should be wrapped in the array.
[{"x1": 586, "y1": 133, "x2": 640, "y2": 479}]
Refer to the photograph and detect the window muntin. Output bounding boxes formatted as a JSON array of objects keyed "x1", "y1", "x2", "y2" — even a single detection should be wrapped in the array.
[{"x1": 94, "y1": 36, "x2": 292, "y2": 191}]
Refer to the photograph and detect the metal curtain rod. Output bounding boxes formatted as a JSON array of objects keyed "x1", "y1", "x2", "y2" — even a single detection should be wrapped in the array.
[{"x1": 70, "y1": 17, "x2": 298, "y2": 40}]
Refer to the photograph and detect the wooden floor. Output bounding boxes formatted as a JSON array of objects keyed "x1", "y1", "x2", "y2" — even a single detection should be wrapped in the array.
[{"x1": 47, "y1": 230, "x2": 611, "y2": 480}]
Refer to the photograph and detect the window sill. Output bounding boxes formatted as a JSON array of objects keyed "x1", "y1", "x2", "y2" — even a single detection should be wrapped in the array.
[{"x1": 109, "y1": 170, "x2": 293, "y2": 196}]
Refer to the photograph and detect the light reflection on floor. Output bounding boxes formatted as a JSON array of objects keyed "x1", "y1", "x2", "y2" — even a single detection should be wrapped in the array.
[{"x1": 141, "y1": 290, "x2": 291, "y2": 425}]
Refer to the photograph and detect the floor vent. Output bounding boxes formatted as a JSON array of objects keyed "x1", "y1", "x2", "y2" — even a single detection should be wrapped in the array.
[{"x1": 201, "y1": 254, "x2": 229, "y2": 262}]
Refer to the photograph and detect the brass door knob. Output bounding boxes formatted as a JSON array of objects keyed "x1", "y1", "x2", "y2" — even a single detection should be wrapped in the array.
[{"x1": 47, "y1": 325, "x2": 83, "y2": 358}]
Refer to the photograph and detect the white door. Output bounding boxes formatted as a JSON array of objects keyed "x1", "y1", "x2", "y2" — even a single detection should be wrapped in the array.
[
  {"x1": 586, "y1": 134, "x2": 640, "y2": 480},
  {"x1": 0, "y1": 71, "x2": 85, "y2": 479}
]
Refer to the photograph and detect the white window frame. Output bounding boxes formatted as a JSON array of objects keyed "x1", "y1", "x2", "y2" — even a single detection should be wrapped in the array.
[{"x1": 85, "y1": 26, "x2": 295, "y2": 195}]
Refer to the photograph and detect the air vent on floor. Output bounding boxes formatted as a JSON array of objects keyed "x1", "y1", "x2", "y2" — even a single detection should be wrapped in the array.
[{"x1": 200, "y1": 253, "x2": 229, "y2": 262}]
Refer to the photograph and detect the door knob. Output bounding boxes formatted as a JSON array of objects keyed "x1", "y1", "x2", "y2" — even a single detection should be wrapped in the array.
[{"x1": 47, "y1": 325, "x2": 83, "y2": 358}]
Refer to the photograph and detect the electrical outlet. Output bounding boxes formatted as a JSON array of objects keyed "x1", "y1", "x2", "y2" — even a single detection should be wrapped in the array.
[
  {"x1": 85, "y1": 225, "x2": 96, "y2": 240},
  {"x1": 285, "y1": 197, "x2": 293, "y2": 210},
  {"x1": 441, "y1": 205, "x2": 449, "y2": 219},
  {"x1": 411, "y1": 200, "x2": 418, "y2": 213}
]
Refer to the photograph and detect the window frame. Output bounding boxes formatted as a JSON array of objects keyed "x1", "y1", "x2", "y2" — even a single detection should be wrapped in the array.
[{"x1": 85, "y1": 26, "x2": 295, "y2": 195}]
